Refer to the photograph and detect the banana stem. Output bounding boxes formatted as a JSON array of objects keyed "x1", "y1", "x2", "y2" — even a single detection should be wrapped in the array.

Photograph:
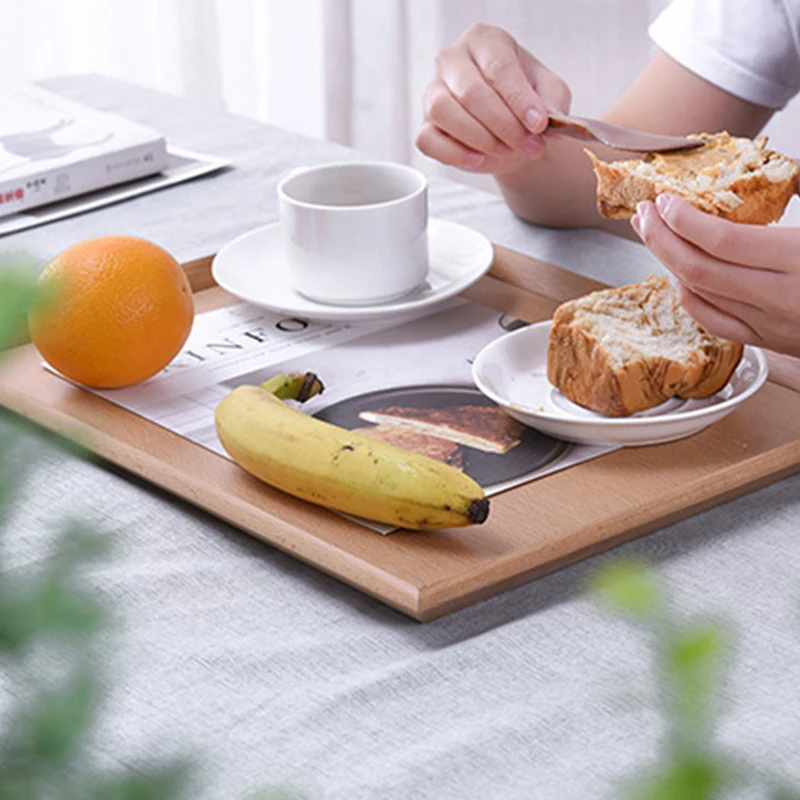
[{"x1": 260, "y1": 372, "x2": 325, "y2": 403}]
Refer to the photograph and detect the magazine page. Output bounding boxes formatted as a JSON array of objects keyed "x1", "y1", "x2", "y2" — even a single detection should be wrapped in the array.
[
  {"x1": 0, "y1": 147, "x2": 231, "y2": 237},
  {"x1": 80, "y1": 297, "x2": 617, "y2": 533}
]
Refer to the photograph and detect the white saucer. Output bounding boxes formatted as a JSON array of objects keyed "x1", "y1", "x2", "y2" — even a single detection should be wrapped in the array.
[
  {"x1": 472, "y1": 320, "x2": 769, "y2": 447},
  {"x1": 211, "y1": 218, "x2": 494, "y2": 322}
]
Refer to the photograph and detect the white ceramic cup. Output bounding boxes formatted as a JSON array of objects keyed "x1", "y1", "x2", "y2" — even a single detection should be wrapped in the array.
[{"x1": 277, "y1": 161, "x2": 429, "y2": 306}]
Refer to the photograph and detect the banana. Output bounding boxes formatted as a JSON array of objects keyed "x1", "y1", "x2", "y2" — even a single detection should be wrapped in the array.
[{"x1": 214, "y1": 372, "x2": 490, "y2": 530}]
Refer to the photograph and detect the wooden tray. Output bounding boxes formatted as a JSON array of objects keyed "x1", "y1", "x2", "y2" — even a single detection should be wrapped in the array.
[{"x1": 3, "y1": 247, "x2": 800, "y2": 621}]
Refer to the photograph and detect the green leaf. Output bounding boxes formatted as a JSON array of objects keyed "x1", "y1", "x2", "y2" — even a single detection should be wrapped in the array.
[
  {"x1": 667, "y1": 622, "x2": 727, "y2": 676},
  {"x1": 50, "y1": 525, "x2": 111, "y2": 571},
  {"x1": 591, "y1": 560, "x2": 663, "y2": 618},
  {"x1": 0, "y1": 581, "x2": 42, "y2": 652},
  {"x1": 0, "y1": 766, "x2": 38, "y2": 800},
  {"x1": 0, "y1": 528, "x2": 107, "y2": 655},
  {"x1": 0, "y1": 267, "x2": 40, "y2": 350},
  {"x1": 34, "y1": 577, "x2": 106, "y2": 640},
  {"x1": 1, "y1": 668, "x2": 98, "y2": 776},
  {"x1": 629, "y1": 754, "x2": 729, "y2": 800},
  {"x1": 664, "y1": 620, "x2": 729, "y2": 737}
]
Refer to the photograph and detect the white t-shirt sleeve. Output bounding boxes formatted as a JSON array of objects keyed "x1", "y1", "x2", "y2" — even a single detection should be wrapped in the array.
[{"x1": 649, "y1": 0, "x2": 800, "y2": 109}]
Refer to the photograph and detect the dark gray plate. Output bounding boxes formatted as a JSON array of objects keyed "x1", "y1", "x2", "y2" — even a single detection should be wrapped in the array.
[{"x1": 313, "y1": 384, "x2": 568, "y2": 490}]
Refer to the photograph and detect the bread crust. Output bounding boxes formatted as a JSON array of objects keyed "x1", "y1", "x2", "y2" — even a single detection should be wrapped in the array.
[
  {"x1": 546, "y1": 277, "x2": 744, "y2": 417},
  {"x1": 588, "y1": 132, "x2": 798, "y2": 225}
]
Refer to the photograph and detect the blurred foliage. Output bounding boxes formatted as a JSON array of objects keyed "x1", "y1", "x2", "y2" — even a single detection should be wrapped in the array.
[
  {"x1": 0, "y1": 270, "x2": 191, "y2": 799},
  {"x1": 593, "y1": 560, "x2": 799, "y2": 799},
  {"x1": 0, "y1": 253, "x2": 48, "y2": 349},
  {"x1": 0, "y1": 266, "x2": 309, "y2": 799}
]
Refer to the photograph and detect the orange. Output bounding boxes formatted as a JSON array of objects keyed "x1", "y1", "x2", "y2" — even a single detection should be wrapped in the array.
[{"x1": 28, "y1": 235, "x2": 194, "y2": 389}]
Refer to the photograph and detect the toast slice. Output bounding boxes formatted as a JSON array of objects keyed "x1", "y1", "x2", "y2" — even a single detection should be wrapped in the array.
[
  {"x1": 547, "y1": 276, "x2": 744, "y2": 416},
  {"x1": 357, "y1": 405, "x2": 523, "y2": 455},
  {"x1": 587, "y1": 132, "x2": 798, "y2": 224},
  {"x1": 353, "y1": 423, "x2": 464, "y2": 469}
]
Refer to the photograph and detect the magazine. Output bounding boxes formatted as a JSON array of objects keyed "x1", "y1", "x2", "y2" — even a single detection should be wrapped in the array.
[
  {"x1": 0, "y1": 146, "x2": 231, "y2": 237},
  {"x1": 0, "y1": 84, "x2": 170, "y2": 218},
  {"x1": 85, "y1": 297, "x2": 618, "y2": 534}
]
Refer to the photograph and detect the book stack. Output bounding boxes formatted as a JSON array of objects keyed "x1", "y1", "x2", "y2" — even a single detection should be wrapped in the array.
[{"x1": 0, "y1": 85, "x2": 170, "y2": 218}]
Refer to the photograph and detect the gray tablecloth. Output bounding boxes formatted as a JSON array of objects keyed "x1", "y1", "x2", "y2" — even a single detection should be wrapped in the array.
[{"x1": 3, "y1": 75, "x2": 799, "y2": 799}]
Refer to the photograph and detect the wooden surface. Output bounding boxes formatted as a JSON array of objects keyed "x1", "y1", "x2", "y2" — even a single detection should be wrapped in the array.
[{"x1": 2, "y1": 246, "x2": 800, "y2": 621}]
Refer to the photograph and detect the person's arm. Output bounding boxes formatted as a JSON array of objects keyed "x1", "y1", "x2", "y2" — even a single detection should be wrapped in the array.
[
  {"x1": 417, "y1": 25, "x2": 774, "y2": 236},
  {"x1": 418, "y1": 23, "x2": 800, "y2": 358}
]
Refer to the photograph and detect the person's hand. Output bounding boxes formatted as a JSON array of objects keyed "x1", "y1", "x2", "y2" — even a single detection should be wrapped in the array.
[
  {"x1": 416, "y1": 24, "x2": 571, "y2": 175},
  {"x1": 631, "y1": 192, "x2": 800, "y2": 357}
]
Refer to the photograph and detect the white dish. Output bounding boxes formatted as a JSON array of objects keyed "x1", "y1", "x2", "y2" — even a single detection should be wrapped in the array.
[
  {"x1": 211, "y1": 217, "x2": 494, "y2": 322},
  {"x1": 472, "y1": 320, "x2": 769, "y2": 447}
]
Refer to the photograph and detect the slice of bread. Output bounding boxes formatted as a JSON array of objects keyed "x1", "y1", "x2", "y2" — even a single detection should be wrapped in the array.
[
  {"x1": 357, "y1": 405, "x2": 523, "y2": 454},
  {"x1": 547, "y1": 276, "x2": 744, "y2": 416},
  {"x1": 353, "y1": 423, "x2": 464, "y2": 469},
  {"x1": 587, "y1": 132, "x2": 798, "y2": 225}
]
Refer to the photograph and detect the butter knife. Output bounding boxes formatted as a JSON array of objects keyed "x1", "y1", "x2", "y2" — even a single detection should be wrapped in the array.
[{"x1": 548, "y1": 112, "x2": 703, "y2": 153}]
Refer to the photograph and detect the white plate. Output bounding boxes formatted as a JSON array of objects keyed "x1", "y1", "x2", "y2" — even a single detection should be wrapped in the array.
[
  {"x1": 472, "y1": 320, "x2": 769, "y2": 447},
  {"x1": 211, "y1": 218, "x2": 494, "y2": 322}
]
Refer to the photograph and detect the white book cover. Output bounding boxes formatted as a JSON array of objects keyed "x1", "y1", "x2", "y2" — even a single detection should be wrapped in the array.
[{"x1": 0, "y1": 85, "x2": 170, "y2": 217}]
